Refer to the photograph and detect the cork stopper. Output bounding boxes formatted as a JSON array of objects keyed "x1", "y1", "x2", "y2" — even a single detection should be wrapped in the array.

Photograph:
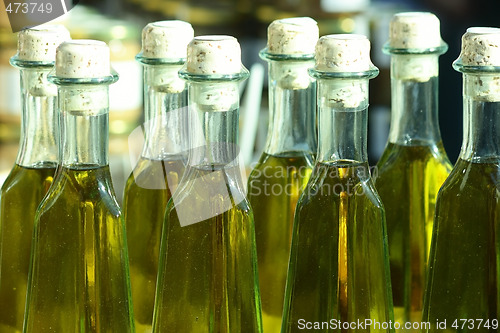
[
  {"x1": 141, "y1": 20, "x2": 194, "y2": 59},
  {"x1": 17, "y1": 25, "x2": 70, "y2": 62},
  {"x1": 458, "y1": 27, "x2": 500, "y2": 67},
  {"x1": 55, "y1": 40, "x2": 111, "y2": 78},
  {"x1": 388, "y1": 12, "x2": 443, "y2": 49},
  {"x1": 267, "y1": 17, "x2": 319, "y2": 55},
  {"x1": 456, "y1": 27, "x2": 500, "y2": 102},
  {"x1": 186, "y1": 36, "x2": 242, "y2": 75},
  {"x1": 315, "y1": 34, "x2": 373, "y2": 73}
]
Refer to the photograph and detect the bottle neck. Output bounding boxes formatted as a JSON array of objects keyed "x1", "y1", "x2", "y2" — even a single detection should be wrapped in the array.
[
  {"x1": 142, "y1": 64, "x2": 188, "y2": 159},
  {"x1": 187, "y1": 81, "x2": 240, "y2": 168},
  {"x1": 459, "y1": 73, "x2": 500, "y2": 162},
  {"x1": 317, "y1": 78, "x2": 368, "y2": 163},
  {"x1": 388, "y1": 54, "x2": 442, "y2": 145},
  {"x1": 16, "y1": 68, "x2": 59, "y2": 167},
  {"x1": 264, "y1": 59, "x2": 317, "y2": 155},
  {"x1": 58, "y1": 85, "x2": 110, "y2": 168}
]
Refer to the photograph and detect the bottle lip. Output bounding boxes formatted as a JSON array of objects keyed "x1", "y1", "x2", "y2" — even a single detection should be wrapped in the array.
[
  {"x1": 135, "y1": 53, "x2": 186, "y2": 65},
  {"x1": 382, "y1": 42, "x2": 448, "y2": 55},
  {"x1": 308, "y1": 66, "x2": 379, "y2": 80},
  {"x1": 259, "y1": 48, "x2": 315, "y2": 61},
  {"x1": 178, "y1": 66, "x2": 249, "y2": 82},
  {"x1": 48, "y1": 69, "x2": 119, "y2": 85},
  {"x1": 453, "y1": 61, "x2": 500, "y2": 74},
  {"x1": 9, "y1": 55, "x2": 54, "y2": 69}
]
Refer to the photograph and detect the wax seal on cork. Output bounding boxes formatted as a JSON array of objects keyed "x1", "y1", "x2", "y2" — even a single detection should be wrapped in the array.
[
  {"x1": 185, "y1": 36, "x2": 243, "y2": 75},
  {"x1": 55, "y1": 40, "x2": 113, "y2": 79},
  {"x1": 314, "y1": 34, "x2": 375, "y2": 73},
  {"x1": 267, "y1": 17, "x2": 318, "y2": 56},
  {"x1": 387, "y1": 12, "x2": 445, "y2": 50},
  {"x1": 15, "y1": 25, "x2": 70, "y2": 63},
  {"x1": 140, "y1": 20, "x2": 194, "y2": 60}
]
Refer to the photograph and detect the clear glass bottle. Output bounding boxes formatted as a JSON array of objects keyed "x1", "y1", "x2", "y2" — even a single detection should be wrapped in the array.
[
  {"x1": 282, "y1": 34, "x2": 394, "y2": 333},
  {"x1": 374, "y1": 12, "x2": 452, "y2": 327},
  {"x1": 152, "y1": 36, "x2": 262, "y2": 332},
  {"x1": 122, "y1": 20, "x2": 193, "y2": 333},
  {"x1": 422, "y1": 27, "x2": 500, "y2": 332},
  {"x1": 246, "y1": 17, "x2": 317, "y2": 332},
  {"x1": 23, "y1": 40, "x2": 134, "y2": 332},
  {"x1": 0, "y1": 26, "x2": 69, "y2": 333}
]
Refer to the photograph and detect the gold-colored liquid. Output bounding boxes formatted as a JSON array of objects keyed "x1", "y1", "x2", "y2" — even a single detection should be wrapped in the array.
[
  {"x1": 123, "y1": 156, "x2": 185, "y2": 332},
  {"x1": 423, "y1": 158, "x2": 500, "y2": 332},
  {"x1": 153, "y1": 164, "x2": 262, "y2": 333},
  {"x1": 0, "y1": 164, "x2": 55, "y2": 333},
  {"x1": 24, "y1": 166, "x2": 134, "y2": 332},
  {"x1": 375, "y1": 143, "x2": 451, "y2": 328},
  {"x1": 247, "y1": 151, "x2": 313, "y2": 332},
  {"x1": 282, "y1": 161, "x2": 393, "y2": 333}
]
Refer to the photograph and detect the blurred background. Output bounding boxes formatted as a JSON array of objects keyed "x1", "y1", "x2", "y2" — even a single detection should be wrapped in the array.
[{"x1": 0, "y1": 0, "x2": 499, "y2": 202}]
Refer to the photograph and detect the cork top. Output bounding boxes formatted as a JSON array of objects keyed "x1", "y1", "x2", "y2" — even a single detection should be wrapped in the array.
[
  {"x1": 456, "y1": 27, "x2": 500, "y2": 67},
  {"x1": 267, "y1": 17, "x2": 319, "y2": 56},
  {"x1": 314, "y1": 34, "x2": 374, "y2": 73},
  {"x1": 388, "y1": 12, "x2": 444, "y2": 50},
  {"x1": 185, "y1": 36, "x2": 242, "y2": 75},
  {"x1": 55, "y1": 40, "x2": 112, "y2": 79},
  {"x1": 16, "y1": 25, "x2": 70, "y2": 62},
  {"x1": 140, "y1": 20, "x2": 194, "y2": 60}
]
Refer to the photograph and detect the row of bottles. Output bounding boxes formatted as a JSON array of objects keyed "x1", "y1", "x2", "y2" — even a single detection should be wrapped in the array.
[{"x1": 0, "y1": 11, "x2": 499, "y2": 333}]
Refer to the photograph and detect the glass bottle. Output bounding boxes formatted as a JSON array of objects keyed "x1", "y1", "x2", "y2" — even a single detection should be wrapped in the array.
[
  {"x1": 0, "y1": 26, "x2": 69, "y2": 333},
  {"x1": 374, "y1": 12, "x2": 452, "y2": 327},
  {"x1": 422, "y1": 27, "x2": 500, "y2": 332},
  {"x1": 23, "y1": 40, "x2": 134, "y2": 332},
  {"x1": 282, "y1": 34, "x2": 394, "y2": 333},
  {"x1": 152, "y1": 36, "x2": 262, "y2": 332},
  {"x1": 246, "y1": 17, "x2": 317, "y2": 332},
  {"x1": 122, "y1": 20, "x2": 193, "y2": 333}
]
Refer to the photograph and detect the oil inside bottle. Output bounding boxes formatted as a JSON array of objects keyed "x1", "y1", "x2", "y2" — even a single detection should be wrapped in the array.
[
  {"x1": 375, "y1": 142, "x2": 451, "y2": 327},
  {"x1": 153, "y1": 163, "x2": 261, "y2": 333},
  {"x1": 0, "y1": 164, "x2": 55, "y2": 332},
  {"x1": 247, "y1": 151, "x2": 313, "y2": 331},
  {"x1": 282, "y1": 160, "x2": 393, "y2": 333},
  {"x1": 423, "y1": 158, "x2": 500, "y2": 331},
  {"x1": 123, "y1": 155, "x2": 185, "y2": 331},
  {"x1": 24, "y1": 165, "x2": 134, "y2": 332}
]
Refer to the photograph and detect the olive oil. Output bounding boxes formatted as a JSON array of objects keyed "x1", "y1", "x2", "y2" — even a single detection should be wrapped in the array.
[
  {"x1": 153, "y1": 164, "x2": 261, "y2": 332},
  {"x1": 375, "y1": 143, "x2": 451, "y2": 324},
  {"x1": 282, "y1": 161, "x2": 393, "y2": 332},
  {"x1": 152, "y1": 36, "x2": 262, "y2": 332},
  {"x1": 247, "y1": 152, "x2": 313, "y2": 330},
  {"x1": 423, "y1": 27, "x2": 500, "y2": 332},
  {"x1": 123, "y1": 156, "x2": 185, "y2": 331},
  {"x1": 0, "y1": 165, "x2": 55, "y2": 332},
  {"x1": 24, "y1": 166, "x2": 133, "y2": 332},
  {"x1": 423, "y1": 159, "x2": 500, "y2": 331},
  {"x1": 0, "y1": 26, "x2": 70, "y2": 333}
]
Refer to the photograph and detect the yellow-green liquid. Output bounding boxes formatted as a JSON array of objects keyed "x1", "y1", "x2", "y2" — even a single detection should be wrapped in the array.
[
  {"x1": 282, "y1": 161, "x2": 393, "y2": 333},
  {"x1": 375, "y1": 143, "x2": 451, "y2": 328},
  {"x1": 153, "y1": 164, "x2": 262, "y2": 333},
  {"x1": 123, "y1": 156, "x2": 185, "y2": 332},
  {"x1": 24, "y1": 166, "x2": 134, "y2": 332},
  {"x1": 423, "y1": 158, "x2": 500, "y2": 332},
  {"x1": 247, "y1": 151, "x2": 313, "y2": 332},
  {"x1": 0, "y1": 164, "x2": 55, "y2": 333}
]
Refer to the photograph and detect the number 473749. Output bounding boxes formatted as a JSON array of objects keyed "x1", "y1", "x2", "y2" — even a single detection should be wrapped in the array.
[
  {"x1": 5, "y1": 2, "x2": 53, "y2": 14},
  {"x1": 451, "y1": 319, "x2": 499, "y2": 330}
]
